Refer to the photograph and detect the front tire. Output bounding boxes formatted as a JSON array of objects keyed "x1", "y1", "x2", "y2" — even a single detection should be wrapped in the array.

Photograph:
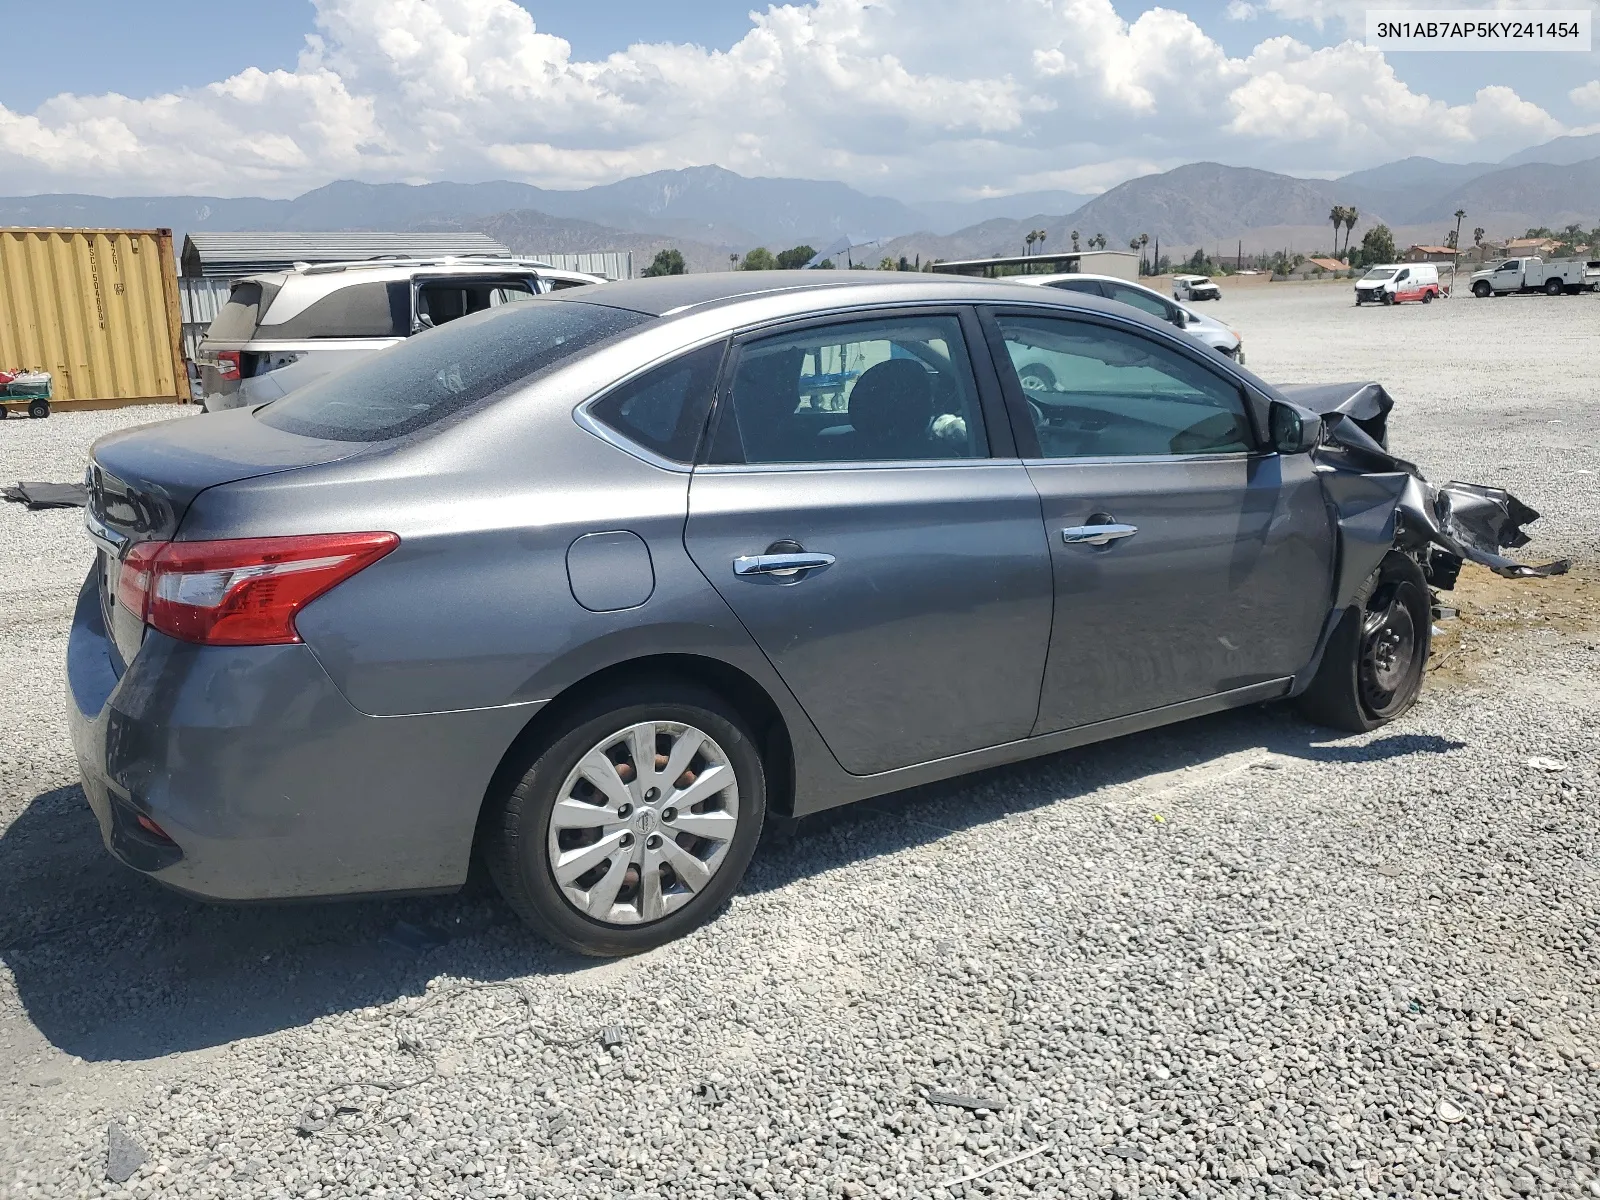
[
  {"x1": 28, "y1": 399, "x2": 49, "y2": 419},
  {"x1": 1294, "y1": 553, "x2": 1431, "y2": 733},
  {"x1": 483, "y1": 681, "x2": 767, "y2": 956},
  {"x1": 1472, "y1": 281, "x2": 1491, "y2": 298}
]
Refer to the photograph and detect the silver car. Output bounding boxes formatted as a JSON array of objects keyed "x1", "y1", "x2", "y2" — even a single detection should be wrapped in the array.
[
  {"x1": 1014, "y1": 272, "x2": 1243, "y2": 363},
  {"x1": 72, "y1": 271, "x2": 1537, "y2": 956},
  {"x1": 196, "y1": 257, "x2": 603, "y2": 412}
]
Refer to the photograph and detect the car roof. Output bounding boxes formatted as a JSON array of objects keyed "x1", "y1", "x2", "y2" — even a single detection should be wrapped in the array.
[
  {"x1": 236, "y1": 259, "x2": 599, "y2": 288},
  {"x1": 540, "y1": 269, "x2": 1083, "y2": 318}
]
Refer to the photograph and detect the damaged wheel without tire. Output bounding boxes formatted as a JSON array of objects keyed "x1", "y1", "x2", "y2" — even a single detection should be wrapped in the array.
[
  {"x1": 483, "y1": 682, "x2": 766, "y2": 956},
  {"x1": 1294, "y1": 552, "x2": 1431, "y2": 733}
]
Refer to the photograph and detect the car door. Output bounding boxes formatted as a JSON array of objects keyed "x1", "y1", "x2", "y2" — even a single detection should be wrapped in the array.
[
  {"x1": 981, "y1": 308, "x2": 1334, "y2": 734},
  {"x1": 684, "y1": 309, "x2": 1054, "y2": 776}
]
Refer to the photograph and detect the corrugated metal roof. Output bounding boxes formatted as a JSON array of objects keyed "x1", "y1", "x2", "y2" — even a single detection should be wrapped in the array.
[{"x1": 181, "y1": 232, "x2": 510, "y2": 278}]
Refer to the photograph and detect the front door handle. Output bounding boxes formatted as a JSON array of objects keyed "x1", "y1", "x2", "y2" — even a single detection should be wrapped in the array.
[
  {"x1": 1061, "y1": 523, "x2": 1138, "y2": 546},
  {"x1": 733, "y1": 551, "x2": 836, "y2": 578}
]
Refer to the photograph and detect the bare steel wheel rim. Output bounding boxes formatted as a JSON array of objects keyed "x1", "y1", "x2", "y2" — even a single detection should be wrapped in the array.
[
  {"x1": 1358, "y1": 582, "x2": 1419, "y2": 715},
  {"x1": 547, "y1": 721, "x2": 740, "y2": 926}
]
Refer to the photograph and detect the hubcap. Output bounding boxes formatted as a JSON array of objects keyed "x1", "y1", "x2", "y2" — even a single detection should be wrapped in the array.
[{"x1": 547, "y1": 721, "x2": 740, "y2": 926}]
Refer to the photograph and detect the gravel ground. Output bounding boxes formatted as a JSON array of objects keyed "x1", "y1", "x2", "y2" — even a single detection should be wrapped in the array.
[{"x1": 2, "y1": 285, "x2": 1597, "y2": 1200}]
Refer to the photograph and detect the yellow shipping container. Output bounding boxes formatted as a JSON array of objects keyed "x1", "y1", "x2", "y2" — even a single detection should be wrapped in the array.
[{"x1": 0, "y1": 228, "x2": 190, "y2": 407}]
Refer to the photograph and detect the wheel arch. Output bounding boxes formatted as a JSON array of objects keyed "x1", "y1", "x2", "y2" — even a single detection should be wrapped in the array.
[{"x1": 475, "y1": 652, "x2": 798, "y2": 847}]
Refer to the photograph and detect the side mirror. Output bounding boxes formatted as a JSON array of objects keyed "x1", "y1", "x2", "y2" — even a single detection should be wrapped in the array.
[
  {"x1": 1269, "y1": 400, "x2": 1321, "y2": 454},
  {"x1": 1171, "y1": 308, "x2": 1188, "y2": 329}
]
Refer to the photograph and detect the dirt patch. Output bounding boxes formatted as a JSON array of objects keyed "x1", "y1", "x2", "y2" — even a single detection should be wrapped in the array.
[{"x1": 1427, "y1": 561, "x2": 1600, "y2": 687}]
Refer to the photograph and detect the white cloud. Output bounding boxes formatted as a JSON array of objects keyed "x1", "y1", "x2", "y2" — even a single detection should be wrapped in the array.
[
  {"x1": 1571, "y1": 81, "x2": 1600, "y2": 110},
  {"x1": 0, "y1": 0, "x2": 1568, "y2": 198}
]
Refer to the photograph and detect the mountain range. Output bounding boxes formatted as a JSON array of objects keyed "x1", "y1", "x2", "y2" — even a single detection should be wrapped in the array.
[{"x1": 0, "y1": 131, "x2": 1595, "y2": 268}]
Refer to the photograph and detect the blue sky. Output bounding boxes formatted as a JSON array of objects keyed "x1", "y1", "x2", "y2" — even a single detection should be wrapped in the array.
[{"x1": 1, "y1": 0, "x2": 1595, "y2": 198}]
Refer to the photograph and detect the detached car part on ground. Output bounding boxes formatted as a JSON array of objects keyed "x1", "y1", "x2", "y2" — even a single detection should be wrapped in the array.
[{"x1": 68, "y1": 274, "x2": 1563, "y2": 956}]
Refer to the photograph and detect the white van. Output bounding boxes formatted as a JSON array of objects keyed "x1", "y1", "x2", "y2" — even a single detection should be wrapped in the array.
[{"x1": 1353, "y1": 263, "x2": 1442, "y2": 306}]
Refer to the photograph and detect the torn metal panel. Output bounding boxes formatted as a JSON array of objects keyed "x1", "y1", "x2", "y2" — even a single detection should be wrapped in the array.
[
  {"x1": 1278, "y1": 380, "x2": 1568, "y2": 600},
  {"x1": 1277, "y1": 381, "x2": 1394, "y2": 448}
]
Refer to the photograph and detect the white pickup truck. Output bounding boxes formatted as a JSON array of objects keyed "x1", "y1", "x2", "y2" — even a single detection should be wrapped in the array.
[{"x1": 1469, "y1": 256, "x2": 1600, "y2": 297}]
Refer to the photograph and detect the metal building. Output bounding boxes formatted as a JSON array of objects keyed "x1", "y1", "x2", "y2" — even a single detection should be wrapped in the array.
[
  {"x1": 930, "y1": 250, "x2": 1141, "y2": 282},
  {"x1": 0, "y1": 227, "x2": 189, "y2": 407},
  {"x1": 522, "y1": 251, "x2": 634, "y2": 280},
  {"x1": 180, "y1": 232, "x2": 511, "y2": 279}
]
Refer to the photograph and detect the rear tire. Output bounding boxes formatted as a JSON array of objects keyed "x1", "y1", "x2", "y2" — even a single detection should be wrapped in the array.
[
  {"x1": 1294, "y1": 553, "x2": 1431, "y2": 733},
  {"x1": 1421, "y1": 289, "x2": 1433, "y2": 304},
  {"x1": 483, "y1": 681, "x2": 767, "y2": 956},
  {"x1": 1545, "y1": 278, "x2": 1563, "y2": 296}
]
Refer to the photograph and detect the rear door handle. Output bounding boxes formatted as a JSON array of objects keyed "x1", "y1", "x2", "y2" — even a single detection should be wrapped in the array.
[
  {"x1": 1061, "y1": 523, "x2": 1138, "y2": 546},
  {"x1": 733, "y1": 552, "x2": 836, "y2": 578}
]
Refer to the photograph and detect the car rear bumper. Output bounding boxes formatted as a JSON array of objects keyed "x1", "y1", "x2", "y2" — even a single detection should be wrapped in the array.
[{"x1": 66, "y1": 568, "x2": 539, "y2": 901}]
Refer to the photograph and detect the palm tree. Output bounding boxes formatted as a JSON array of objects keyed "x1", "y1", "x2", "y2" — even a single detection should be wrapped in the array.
[
  {"x1": 1091, "y1": 233, "x2": 1107, "y2": 249},
  {"x1": 1473, "y1": 226, "x2": 1484, "y2": 246},
  {"x1": 1070, "y1": 230, "x2": 1080, "y2": 251},
  {"x1": 1024, "y1": 231, "x2": 1038, "y2": 255},
  {"x1": 1330, "y1": 206, "x2": 1345, "y2": 258},
  {"x1": 729, "y1": 253, "x2": 740, "y2": 270},
  {"x1": 1343, "y1": 207, "x2": 1358, "y2": 259},
  {"x1": 1035, "y1": 230, "x2": 1047, "y2": 255}
]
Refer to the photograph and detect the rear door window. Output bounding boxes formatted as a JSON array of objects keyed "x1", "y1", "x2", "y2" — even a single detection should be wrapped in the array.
[
  {"x1": 257, "y1": 300, "x2": 651, "y2": 442},
  {"x1": 258, "y1": 281, "x2": 410, "y2": 339},
  {"x1": 711, "y1": 314, "x2": 988, "y2": 464}
]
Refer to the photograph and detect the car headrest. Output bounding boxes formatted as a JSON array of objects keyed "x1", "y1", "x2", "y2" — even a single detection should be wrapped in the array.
[{"x1": 847, "y1": 359, "x2": 933, "y2": 448}]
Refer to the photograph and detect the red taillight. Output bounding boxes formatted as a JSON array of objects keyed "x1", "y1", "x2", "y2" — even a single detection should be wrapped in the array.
[
  {"x1": 215, "y1": 350, "x2": 241, "y2": 381},
  {"x1": 117, "y1": 533, "x2": 398, "y2": 646}
]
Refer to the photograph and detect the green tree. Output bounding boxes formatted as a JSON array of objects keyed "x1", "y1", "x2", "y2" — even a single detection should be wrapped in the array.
[
  {"x1": 775, "y1": 244, "x2": 817, "y2": 270},
  {"x1": 817, "y1": 258, "x2": 836, "y2": 269},
  {"x1": 878, "y1": 256, "x2": 897, "y2": 271},
  {"x1": 1330, "y1": 206, "x2": 1345, "y2": 258},
  {"x1": 740, "y1": 247, "x2": 778, "y2": 270},
  {"x1": 641, "y1": 248, "x2": 686, "y2": 277},
  {"x1": 1343, "y1": 207, "x2": 1358, "y2": 258},
  {"x1": 1360, "y1": 223, "x2": 1396, "y2": 265}
]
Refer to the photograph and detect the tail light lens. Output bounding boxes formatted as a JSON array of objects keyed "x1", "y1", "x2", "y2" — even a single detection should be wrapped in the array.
[
  {"x1": 215, "y1": 350, "x2": 242, "y2": 381},
  {"x1": 116, "y1": 532, "x2": 398, "y2": 646}
]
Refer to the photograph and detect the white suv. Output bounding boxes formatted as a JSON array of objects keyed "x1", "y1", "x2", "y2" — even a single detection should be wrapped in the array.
[{"x1": 196, "y1": 258, "x2": 604, "y2": 412}]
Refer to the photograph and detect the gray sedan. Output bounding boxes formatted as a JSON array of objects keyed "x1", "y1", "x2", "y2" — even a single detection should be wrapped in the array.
[{"x1": 69, "y1": 272, "x2": 1511, "y2": 956}]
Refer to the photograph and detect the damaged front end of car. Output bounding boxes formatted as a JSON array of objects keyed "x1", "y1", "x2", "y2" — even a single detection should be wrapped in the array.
[{"x1": 1277, "y1": 381, "x2": 1569, "y2": 615}]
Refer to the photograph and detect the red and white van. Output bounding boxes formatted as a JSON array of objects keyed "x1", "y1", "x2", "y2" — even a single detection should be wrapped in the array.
[{"x1": 1354, "y1": 263, "x2": 1442, "y2": 305}]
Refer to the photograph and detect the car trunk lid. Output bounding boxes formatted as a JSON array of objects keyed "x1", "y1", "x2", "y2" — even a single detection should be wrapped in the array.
[{"x1": 86, "y1": 409, "x2": 359, "y2": 666}]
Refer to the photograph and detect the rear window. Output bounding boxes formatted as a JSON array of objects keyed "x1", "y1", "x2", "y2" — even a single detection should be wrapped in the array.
[{"x1": 257, "y1": 300, "x2": 651, "y2": 442}]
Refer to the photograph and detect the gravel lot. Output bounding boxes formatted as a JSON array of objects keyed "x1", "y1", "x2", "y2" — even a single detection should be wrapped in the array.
[{"x1": 2, "y1": 283, "x2": 1597, "y2": 1200}]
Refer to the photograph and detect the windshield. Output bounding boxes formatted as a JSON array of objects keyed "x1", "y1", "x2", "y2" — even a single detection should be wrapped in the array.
[
  {"x1": 256, "y1": 299, "x2": 650, "y2": 442},
  {"x1": 1362, "y1": 268, "x2": 1397, "y2": 281}
]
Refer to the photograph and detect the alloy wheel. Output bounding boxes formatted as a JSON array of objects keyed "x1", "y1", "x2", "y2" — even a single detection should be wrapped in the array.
[{"x1": 546, "y1": 721, "x2": 740, "y2": 925}]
